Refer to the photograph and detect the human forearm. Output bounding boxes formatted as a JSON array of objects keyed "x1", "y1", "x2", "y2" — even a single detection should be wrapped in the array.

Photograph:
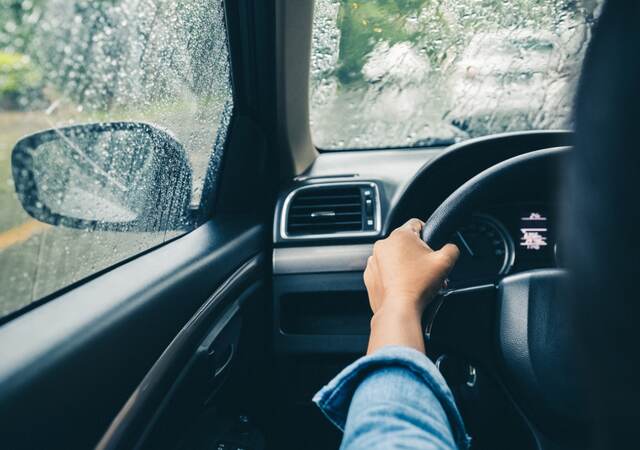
[{"x1": 367, "y1": 305, "x2": 425, "y2": 355}]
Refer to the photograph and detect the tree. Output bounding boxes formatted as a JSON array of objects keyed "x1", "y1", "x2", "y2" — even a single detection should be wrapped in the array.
[{"x1": 330, "y1": 0, "x2": 594, "y2": 86}]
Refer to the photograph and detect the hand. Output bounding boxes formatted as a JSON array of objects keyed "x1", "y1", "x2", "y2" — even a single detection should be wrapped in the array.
[{"x1": 364, "y1": 218, "x2": 459, "y2": 354}]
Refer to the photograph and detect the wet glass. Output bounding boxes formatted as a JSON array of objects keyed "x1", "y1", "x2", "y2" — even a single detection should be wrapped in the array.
[
  {"x1": 32, "y1": 129, "x2": 156, "y2": 223},
  {"x1": 14, "y1": 123, "x2": 193, "y2": 227},
  {"x1": 310, "y1": 0, "x2": 602, "y2": 150},
  {"x1": 0, "y1": 0, "x2": 233, "y2": 318}
]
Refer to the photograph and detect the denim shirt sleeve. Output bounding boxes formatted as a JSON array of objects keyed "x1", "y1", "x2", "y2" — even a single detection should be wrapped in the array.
[{"x1": 312, "y1": 346, "x2": 472, "y2": 450}]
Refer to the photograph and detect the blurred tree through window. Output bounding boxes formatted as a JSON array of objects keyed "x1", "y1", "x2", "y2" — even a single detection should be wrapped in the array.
[{"x1": 311, "y1": 0, "x2": 601, "y2": 149}]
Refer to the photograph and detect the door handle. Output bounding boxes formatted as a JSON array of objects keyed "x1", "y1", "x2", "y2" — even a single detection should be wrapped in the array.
[{"x1": 213, "y1": 344, "x2": 235, "y2": 378}]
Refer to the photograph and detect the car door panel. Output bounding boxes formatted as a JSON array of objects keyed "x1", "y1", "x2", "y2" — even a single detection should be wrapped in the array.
[
  {"x1": 98, "y1": 255, "x2": 264, "y2": 450},
  {"x1": 0, "y1": 216, "x2": 266, "y2": 449}
]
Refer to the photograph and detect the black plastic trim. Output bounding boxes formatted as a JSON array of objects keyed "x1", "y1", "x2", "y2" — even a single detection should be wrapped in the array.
[
  {"x1": 273, "y1": 272, "x2": 369, "y2": 355},
  {"x1": 97, "y1": 254, "x2": 264, "y2": 450},
  {"x1": 273, "y1": 244, "x2": 373, "y2": 274}
]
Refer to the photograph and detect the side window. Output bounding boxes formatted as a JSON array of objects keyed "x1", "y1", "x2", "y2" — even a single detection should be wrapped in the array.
[{"x1": 0, "y1": 0, "x2": 233, "y2": 318}]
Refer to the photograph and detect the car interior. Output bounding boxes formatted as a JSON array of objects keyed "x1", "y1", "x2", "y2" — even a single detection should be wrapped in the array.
[{"x1": 0, "y1": 0, "x2": 636, "y2": 449}]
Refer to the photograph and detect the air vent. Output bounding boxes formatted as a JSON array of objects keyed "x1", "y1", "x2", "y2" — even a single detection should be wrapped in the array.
[{"x1": 283, "y1": 183, "x2": 379, "y2": 238}]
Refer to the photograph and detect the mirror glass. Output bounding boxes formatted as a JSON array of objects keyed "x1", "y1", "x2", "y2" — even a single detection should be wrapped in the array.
[
  {"x1": 30, "y1": 127, "x2": 159, "y2": 222},
  {"x1": 12, "y1": 122, "x2": 193, "y2": 230}
]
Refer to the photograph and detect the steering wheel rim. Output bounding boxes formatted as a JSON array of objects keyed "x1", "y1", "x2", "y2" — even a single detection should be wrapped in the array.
[
  {"x1": 421, "y1": 146, "x2": 588, "y2": 449},
  {"x1": 422, "y1": 146, "x2": 570, "y2": 250}
]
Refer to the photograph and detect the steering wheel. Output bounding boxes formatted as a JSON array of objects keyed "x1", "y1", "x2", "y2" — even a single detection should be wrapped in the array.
[{"x1": 421, "y1": 146, "x2": 587, "y2": 450}]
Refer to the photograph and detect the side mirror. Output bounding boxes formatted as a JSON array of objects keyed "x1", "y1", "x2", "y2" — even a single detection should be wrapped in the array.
[{"x1": 11, "y1": 122, "x2": 194, "y2": 232}]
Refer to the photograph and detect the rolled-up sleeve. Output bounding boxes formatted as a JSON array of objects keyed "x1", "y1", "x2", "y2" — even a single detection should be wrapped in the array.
[{"x1": 312, "y1": 346, "x2": 471, "y2": 450}]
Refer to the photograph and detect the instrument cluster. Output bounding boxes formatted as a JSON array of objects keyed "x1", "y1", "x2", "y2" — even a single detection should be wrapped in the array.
[{"x1": 448, "y1": 203, "x2": 558, "y2": 287}]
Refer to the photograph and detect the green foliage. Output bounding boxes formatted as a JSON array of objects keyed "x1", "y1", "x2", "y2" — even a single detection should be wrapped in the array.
[
  {"x1": 335, "y1": 0, "x2": 428, "y2": 84},
  {"x1": 0, "y1": 0, "x2": 594, "y2": 108},
  {"x1": 0, "y1": 52, "x2": 42, "y2": 96},
  {"x1": 0, "y1": 0, "x2": 46, "y2": 52},
  {"x1": 333, "y1": 0, "x2": 586, "y2": 85},
  {"x1": 0, "y1": 0, "x2": 46, "y2": 108}
]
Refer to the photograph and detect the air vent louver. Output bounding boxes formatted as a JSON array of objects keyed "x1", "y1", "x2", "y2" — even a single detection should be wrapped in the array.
[{"x1": 284, "y1": 184, "x2": 378, "y2": 237}]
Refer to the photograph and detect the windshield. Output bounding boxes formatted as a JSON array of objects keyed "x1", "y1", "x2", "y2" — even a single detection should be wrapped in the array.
[{"x1": 310, "y1": 0, "x2": 600, "y2": 150}]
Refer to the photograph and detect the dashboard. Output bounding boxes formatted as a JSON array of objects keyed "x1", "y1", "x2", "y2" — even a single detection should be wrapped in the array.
[{"x1": 271, "y1": 130, "x2": 572, "y2": 355}]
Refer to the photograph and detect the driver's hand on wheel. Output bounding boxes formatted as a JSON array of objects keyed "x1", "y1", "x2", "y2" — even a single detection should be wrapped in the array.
[{"x1": 364, "y1": 218, "x2": 459, "y2": 355}]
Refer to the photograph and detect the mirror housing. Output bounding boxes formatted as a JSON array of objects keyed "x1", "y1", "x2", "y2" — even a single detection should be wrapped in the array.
[{"x1": 11, "y1": 122, "x2": 194, "y2": 232}]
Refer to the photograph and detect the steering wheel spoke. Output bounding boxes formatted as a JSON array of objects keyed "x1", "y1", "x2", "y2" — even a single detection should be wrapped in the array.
[
  {"x1": 425, "y1": 284, "x2": 539, "y2": 450},
  {"x1": 425, "y1": 284, "x2": 497, "y2": 367},
  {"x1": 425, "y1": 274, "x2": 588, "y2": 450}
]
